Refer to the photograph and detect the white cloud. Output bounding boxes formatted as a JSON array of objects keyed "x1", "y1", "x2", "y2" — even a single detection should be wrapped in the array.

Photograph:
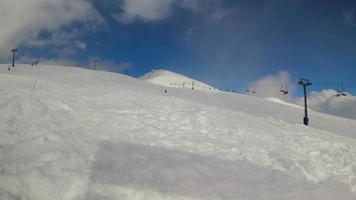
[
  {"x1": 18, "y1": 55, "x2": 80, "y2": 67},
  {"x1": 247, "y1": 71, "x2": 296, "y2": 102},
  {"x1": 26, "y1": 30, "x2": 89, "y2": 57},
  {"x1": 113, "y1": 0, "x2": 176, "y2": 23},
  {"x1": 181, "y1": 0, "x2": 237, "y2": 21},
  {"x1": 180, "y1": 0, "x2": 201, "y2": 11},
  {"x1": 344, "y1": 9, "x2": 355, "y2": 26},
  {"x1": 0, "y1": 0, "x2": 103, "y2": 61},
  {"x1": 210, "y1": 6, "x2": 237, "y2": 21},
  {"x1": 113, "y1": 0, "x2": 233, "y2": 23},
  {"x1": 93, "y1": 60, "x2": 132, "y2": 72},
  {"x1": 249, "y1": 71, "x2": 356, "y2": 120},
  {"x1": 297, "y1": 89, "x2": 356, "y2": 120}
]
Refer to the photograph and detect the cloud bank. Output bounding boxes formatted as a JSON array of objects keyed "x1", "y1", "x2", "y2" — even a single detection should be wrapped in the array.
[
  {"x1": 247, "y1": 71, "x2": 296, "y2": 102},
  {"x1": 114, "y1": 0, "x2": 232, "y2": 23},
  {"x1": 0, "y1": 0, "x2": 102, "y2": 61},
  {"x1": 297, "y1": 89, "x2": 356, "y2": 120},
  {"x1": 93, "y1": 60, "x2": 132, "y2": 73},
  {"x1": 249, "y1": 71, "x2": 356, "y2": 120},
  {"x1": 114, "y1": 0, "x2": 176, "y2": 23}
]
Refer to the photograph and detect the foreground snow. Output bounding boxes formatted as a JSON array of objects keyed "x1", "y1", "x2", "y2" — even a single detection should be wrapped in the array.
[{"x1": 1, "y1": 64, "x2": 356, "y2": 200}]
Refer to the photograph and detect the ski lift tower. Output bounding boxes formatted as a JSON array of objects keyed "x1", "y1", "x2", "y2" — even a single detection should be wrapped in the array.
[
  {"x1": 11, "y1": 48, "x2": 18, "y2": 67},
  {"x1": 92, "y1": 59, "x2": 99, "y2": 71},
  {"x1": 298, "y1": 78, "x2": 312, "y2": 126}
]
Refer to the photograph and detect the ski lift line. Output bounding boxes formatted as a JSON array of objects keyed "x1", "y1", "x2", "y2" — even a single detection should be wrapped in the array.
[
  {"x1": 211, "y1": 81, "x2": 356, "y2": 94},
  {"x1": 312, "y1": 82, "x2": 356, "y2": 86},
  {"x1": 244, "y1": 82, "x2": 348, "y2": 87},
  {"x1": 212, "y1": 82, "x2": 291, "y2": 87},
  {"x1": 219, "y1": 82, "x2": 356, "y2": 88}
]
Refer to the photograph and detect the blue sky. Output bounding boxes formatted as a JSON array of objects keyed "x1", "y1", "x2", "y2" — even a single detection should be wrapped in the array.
[{"x1": 1, "y1": 0, "x2": 356, "y2": 95}]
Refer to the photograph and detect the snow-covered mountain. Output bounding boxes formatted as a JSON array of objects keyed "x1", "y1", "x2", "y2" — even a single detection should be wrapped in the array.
[
  {"x1": 1, "y1": 64, "x2": 356, "y2": 200},
  {"x1": 139, "y1": 69, "x2": 217, "y2": 91}
]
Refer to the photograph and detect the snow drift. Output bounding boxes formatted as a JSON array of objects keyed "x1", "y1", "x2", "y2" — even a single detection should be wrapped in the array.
[{"x1": 1, "y1": 64, "x2": 356, "y2": 200}]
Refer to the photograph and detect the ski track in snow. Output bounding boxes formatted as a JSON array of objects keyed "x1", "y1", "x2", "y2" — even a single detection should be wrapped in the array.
[{"x1": 1, "y1": 64, "x2": 356, "y2": 199}]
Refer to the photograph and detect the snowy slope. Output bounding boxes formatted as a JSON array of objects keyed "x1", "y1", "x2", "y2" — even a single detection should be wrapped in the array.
[
  {"x1": 1, "y1": 64, "x2": 356, "y2": 200},
  {"x1": 139, "y1": 69, "x2": 217, "y2": 91}
]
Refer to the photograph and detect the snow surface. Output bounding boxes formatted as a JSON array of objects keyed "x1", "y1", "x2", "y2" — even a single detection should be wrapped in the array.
[
  {"x1": 139, "y1": 69, "x2": 217, "y2": 91},
  {"x1": 1, "y1": 64, "x2": 356, "y2": 200},
  {"x1": 265, "y1": 97, "x2": 303, "y2": 109}
]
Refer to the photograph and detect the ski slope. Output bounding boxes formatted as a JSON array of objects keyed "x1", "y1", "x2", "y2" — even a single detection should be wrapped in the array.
[
  {"x1": 265, "y1": 97, "x2": 303, "y2": 109},
  {"x1": 139, "y1": 69, "x2": 217, "y2": 91},
  {"x1": 1, "y1": 64, "x2": 356, "y2": 200}
]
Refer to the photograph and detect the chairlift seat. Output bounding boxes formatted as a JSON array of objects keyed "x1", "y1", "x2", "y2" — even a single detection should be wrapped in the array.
[{"x1": 280, "y1": 89, "x2": 288, "y2": 95}]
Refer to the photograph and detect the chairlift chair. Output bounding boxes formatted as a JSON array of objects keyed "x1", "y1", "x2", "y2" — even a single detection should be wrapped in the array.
[
  {"x1": 335, "y1": 84, "x2": 348, "y2": 97},
  {"x1": 280, "y1": 89, "x2": 288, "y2": 95},
  {"x1": 280, "y1": 84, "x2": 289, "y2": 95}
]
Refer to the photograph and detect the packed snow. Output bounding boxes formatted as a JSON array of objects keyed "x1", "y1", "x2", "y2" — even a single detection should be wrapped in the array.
[
  {"x1": 1, "y1": 64, "x2": 356, "y2": 200},
  {"x1": 139, "y1": 69, "x2": 217, "y2": 91}
]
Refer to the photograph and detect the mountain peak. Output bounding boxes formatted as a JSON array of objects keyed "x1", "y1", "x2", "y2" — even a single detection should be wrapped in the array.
[{"x1": 139, "y1": 69, "x2": 217, "y2": 91}]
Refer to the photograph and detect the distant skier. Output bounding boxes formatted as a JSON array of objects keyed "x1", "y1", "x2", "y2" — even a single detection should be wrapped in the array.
[
  {"x1": 31, "y1": 61, "x2": 38, "y2": 66},
  {"x1": 164, "y1": 90, "x2": 167, "y2": 93}
]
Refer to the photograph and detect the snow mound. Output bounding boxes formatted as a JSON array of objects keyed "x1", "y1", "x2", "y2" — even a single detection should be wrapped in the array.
[
  {"x1": 265, "y1": 97, "x2": 303, "y2": 109},
  {"x1": 139, "y1": 69, "x2": 217, "y2": 91},
  {"x1": 1, "y1": 64, "x2": 356, "y2": 200}
]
